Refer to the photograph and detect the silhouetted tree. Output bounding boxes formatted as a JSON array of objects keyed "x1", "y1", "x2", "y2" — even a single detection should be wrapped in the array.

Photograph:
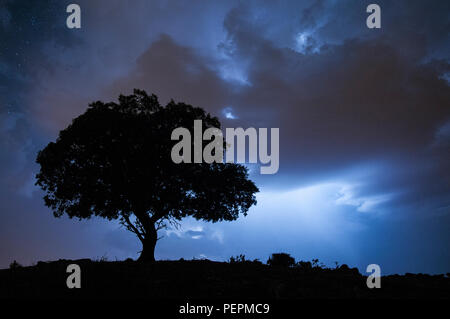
[{"x1": 36, "y1": 89, "x2": 258, "y2": 262}]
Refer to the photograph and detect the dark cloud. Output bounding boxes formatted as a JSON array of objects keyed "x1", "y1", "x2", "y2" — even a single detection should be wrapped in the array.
[
  {"x1": 107, "y1": 4, "x2": 449, "y2": 216},
  {"x1": 110, "y1": 34, "x2": 231, "y2": 111}
]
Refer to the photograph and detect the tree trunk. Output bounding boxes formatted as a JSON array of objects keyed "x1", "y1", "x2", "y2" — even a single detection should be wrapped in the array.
[
  {"x1": 137, "y1": 217, "x2": 158, "y2": 262},
  {"x1": 138, "y1": 236, "x2": 157, "y2": 262}
]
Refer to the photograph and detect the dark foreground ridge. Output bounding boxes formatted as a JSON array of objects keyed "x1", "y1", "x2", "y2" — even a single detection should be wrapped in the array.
[{"x1": 1, "y1": 258, "x2": 449, "y2": 299}]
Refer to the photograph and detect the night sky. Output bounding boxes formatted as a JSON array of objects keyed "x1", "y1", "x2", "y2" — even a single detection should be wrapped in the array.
[{"x1": 1, "y1": 0, "x2": 449, "y2": 274}]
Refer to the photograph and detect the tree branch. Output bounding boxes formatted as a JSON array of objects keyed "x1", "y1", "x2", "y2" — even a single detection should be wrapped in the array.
[{"x1": 120, "y1": 215, "x2": 145, "y2": 242}]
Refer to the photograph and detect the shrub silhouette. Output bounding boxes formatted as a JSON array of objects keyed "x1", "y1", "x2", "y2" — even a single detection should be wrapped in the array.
[
  {"x1": 228, "y1": 254, "x2": 247, "y2": 263},
  {"x1": 267, "y1": 253, "x2": 295, "y2": 267},
  {"x1": 296, "y1": 260, "x2": 313, "y2": 271},
  {"x1": 228, "y1": 254, "x2": 262, "y2": 265},
  {"x1": 337, "y1": 264, "x2": 360, "y2": 275},
  {"x1": 9, "y1": 260, "x2": 22, "y2": 269},
  {"x1": 311, "y1": 258, "x2": 327, "y2": 269},
  {"x1": 35, "y1": 89, "x2": 258, "y2": 262}
]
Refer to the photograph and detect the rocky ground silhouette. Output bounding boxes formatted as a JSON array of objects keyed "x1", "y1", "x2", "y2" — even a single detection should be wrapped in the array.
[{"x1": 1, "y1": 255, "x2": 449, "y2": 299}]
